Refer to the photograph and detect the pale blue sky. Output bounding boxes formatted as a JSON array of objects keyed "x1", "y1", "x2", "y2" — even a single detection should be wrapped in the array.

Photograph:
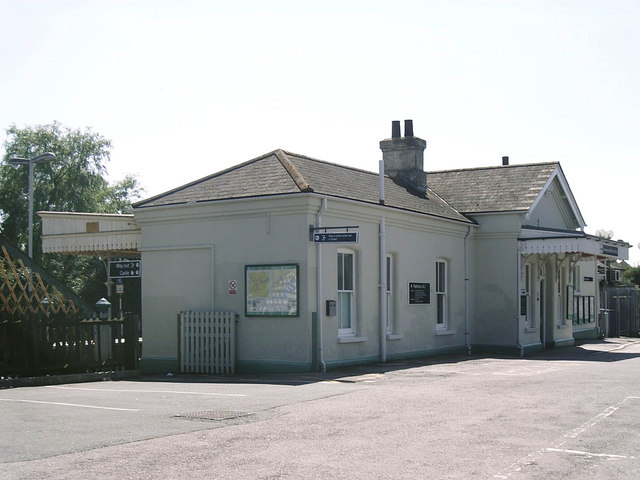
[{"x1": 1, "y1": 0, "x2": 638, "y2": 263}]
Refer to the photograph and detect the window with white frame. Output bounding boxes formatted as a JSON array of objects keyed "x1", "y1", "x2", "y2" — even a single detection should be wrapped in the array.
[
  {"x1": 558, "y1": 266, "x2": 566, "y2": 325},
  {"x1": 337, "y1": 249, "x2": 355, "y2": 336},
  {"x1": 386, "y1": 254, "x2": 394, "y2": 334},
  {"x1": 436, "y1": 259, "x2": 448, "y2": 328},
  {"x1": 521, "y1": 263, "x2": 533, "y2": 327},
  {"x1": 571, "y1": 265, "x2": 580, "y2": 325}
]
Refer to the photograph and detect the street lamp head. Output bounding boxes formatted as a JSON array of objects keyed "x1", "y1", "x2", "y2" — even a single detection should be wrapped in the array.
[
  {"x1": 8, "y1": 157, "x2": 29, "y2": 166},
  {"x1": 8, "y1": 152, "x2": 56, "y2": 165},
  {"x1": 33, "y1": 152, "x2": 56, "y2": 164}
]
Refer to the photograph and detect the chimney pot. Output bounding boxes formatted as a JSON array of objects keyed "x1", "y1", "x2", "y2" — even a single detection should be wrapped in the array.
[
  {"x1": 380, "y1": 120, "x2": 426, "y2": 194},
  {"x1": 502, "y1": 156, "x2": 509, "y2": 166},
  {"x1": 404, "y1": 119, "x2": 414, "y2": 137},
  {"x1": 391, "y1": 121, "x2": 401, "y2": 138}
]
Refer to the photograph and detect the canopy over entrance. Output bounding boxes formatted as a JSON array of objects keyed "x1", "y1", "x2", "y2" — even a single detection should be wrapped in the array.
[
  {"x1": 38, "y1": 211, "x2": 140, "y2": 256},
  {"x1": 519, "y1": 227, "x2": 630, "y2": 260}
]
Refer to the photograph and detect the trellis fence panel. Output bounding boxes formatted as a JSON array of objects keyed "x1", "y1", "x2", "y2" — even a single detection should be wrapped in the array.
[{"x1": 179, "y1": 311, "x2": 236, "y2": 374}]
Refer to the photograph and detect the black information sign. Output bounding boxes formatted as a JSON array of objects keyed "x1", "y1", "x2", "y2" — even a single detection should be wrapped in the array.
[
  {"x1": 601, "y1": 245, "x2": 619, "y2": 256},
  {"x1": 109, "y1": 260, "x2": 141, "y2": 278},
  {"x1": 313, "y1": 232, "x2": 358, "y2": 243},
  {"x1": 409, "y1": 282, "x2": 430, "y2": 304}
]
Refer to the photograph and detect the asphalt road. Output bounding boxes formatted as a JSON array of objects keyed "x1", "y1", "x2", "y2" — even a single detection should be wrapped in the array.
[{"x1": 2, "y1": 338, "x2": 640, "y2": 479}]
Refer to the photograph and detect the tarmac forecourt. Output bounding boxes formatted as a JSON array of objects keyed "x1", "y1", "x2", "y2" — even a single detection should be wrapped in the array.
[{"x1": 1, "y1": 338, "x2": 639, "y2": 479}]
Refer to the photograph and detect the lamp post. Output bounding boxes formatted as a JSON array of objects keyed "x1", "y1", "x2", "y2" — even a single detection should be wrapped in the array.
[{"x1": 8, "y1": 152, "x2": 56, "y2": 258}]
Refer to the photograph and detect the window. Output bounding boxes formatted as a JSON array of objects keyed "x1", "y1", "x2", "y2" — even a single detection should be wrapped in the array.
[
  {"x1": 558, "y1": 266, "x2": 567, "y2": 325},
  {"x1": 435, "y1": 260, "x2": 448, "y2": 328},
  {"x1": 521, "y1": 263, "x2": 533, "y2": 327},
  {"x1": 386, "y1": 255, "x2": 394, "y2": 334},
  {"x1": 338, "y1": 250, "x2": 355, "y2": 335},
  {"x1": 571, "y1": 265, "x2": 580, "y2": 324}
]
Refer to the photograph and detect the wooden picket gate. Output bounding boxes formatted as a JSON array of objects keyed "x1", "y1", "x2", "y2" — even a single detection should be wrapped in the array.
[{"x1": 178, "y1": 311, "x2": 237, "y2": 374}]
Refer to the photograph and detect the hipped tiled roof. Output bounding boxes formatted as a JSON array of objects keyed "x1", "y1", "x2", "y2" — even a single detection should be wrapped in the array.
[
  {"x1": 134, "y1": 150, "x2": 471, "y2": 224},
  {"x1": 134, "y1": 150, "x2": 560, "y2": 224},
  {"x1": 427, "y1": 162, "x2": 559, "y2": 214}
]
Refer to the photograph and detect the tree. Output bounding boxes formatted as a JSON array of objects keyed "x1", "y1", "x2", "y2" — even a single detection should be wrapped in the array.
[
  {"x1": 623, "y1": 266, "x2": 640, "y2": 288},
  {"x1": 0, "y1": 122, "x2": 143, "y2": 302},
  {"x1": 595, "y1": 229, "x2": 614, "y2": 240}
]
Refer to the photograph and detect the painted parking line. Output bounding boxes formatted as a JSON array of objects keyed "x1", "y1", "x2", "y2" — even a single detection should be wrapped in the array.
[
  {"x1": 546, "y1": 448, "x2": 635, "y2": 459},
  {"x1": 0, "y1": 398, "x2": 140, "y2": 412},
  {"x1": 493, "y1": 396, "x2": 640, "y2": 479},
  {"x1": 45, "y1": 385, "x2": 248, "y2": 397},
  {"x1": 563, "y1": 405, "x2": 620, "y2": 439}
]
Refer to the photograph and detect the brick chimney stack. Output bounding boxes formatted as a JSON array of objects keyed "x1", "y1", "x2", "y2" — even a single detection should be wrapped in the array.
[{"x1": 379, "y1": 119, "x2": 427, "y2": 194}]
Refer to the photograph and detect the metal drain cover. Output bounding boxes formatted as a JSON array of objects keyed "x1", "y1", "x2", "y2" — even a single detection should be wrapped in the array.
[{"x1": 175, "y1": 410, "x2": 251, "y2": 421}]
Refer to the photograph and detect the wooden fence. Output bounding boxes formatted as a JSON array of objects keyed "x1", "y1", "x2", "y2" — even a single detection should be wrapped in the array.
[
  {"x1": 0, "y1": 242, "x2": 92, "y2": 319},
  {"x1": 178, "y1": 311, "x2": 236, "y2": 375},
  {"x1": 0, "y1": 316, "x2": 140, "y2": 378},
  {"x1": 0, "y1": 234, "x2": 141, "y2": 378},
  {"x1": 604, "y1": 287, "x2": 639, "y2": 337}
]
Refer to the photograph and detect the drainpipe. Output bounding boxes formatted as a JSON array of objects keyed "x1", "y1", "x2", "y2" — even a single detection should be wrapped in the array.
[
  {"x1": 603, "y1": 260, "x2": 608, "y2": 338},
  {"x1": 316, "y1": 198, "x2": 328, "y2": 373},
  {"x1": 379, "y1": 160, "x2": 387, "y2": 362},
  {"x1": 516, "y1": 245, "x2": 524, "y2": 357},
  {"x1": 464, "y1": 226, "x2": 472, "y2": 354}
]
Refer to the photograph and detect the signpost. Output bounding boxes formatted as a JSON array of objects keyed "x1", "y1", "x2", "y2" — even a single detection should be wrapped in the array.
[{"x1": 109, "y1": 260, "x2": 141, "y2": 279}]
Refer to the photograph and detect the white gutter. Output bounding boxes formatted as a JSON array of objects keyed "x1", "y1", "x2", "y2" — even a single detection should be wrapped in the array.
[
  {"x1": 316, "y1": 197, "x2": 328, "y2": 373},
  {"x1": 379, "y1": 160, "x2": 387, "y2": 362}
]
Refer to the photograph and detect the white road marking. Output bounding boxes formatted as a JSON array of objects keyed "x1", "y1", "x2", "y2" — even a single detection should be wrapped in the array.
[
  {"x1": 546, "y1": 448, "x2": 635, "y2": 459},
  {"x1": 0, "y1": 398, "x2": 139, "y2": 412},
  {"x1": 564, "y1": 405, "x2": 619, "y2": 439},
  {"x1": 45, "y1": 385, "x2": 247, "y2": 397},
  {"x1": 494, "y1": 396, "x2": 639, "y2": 478}
]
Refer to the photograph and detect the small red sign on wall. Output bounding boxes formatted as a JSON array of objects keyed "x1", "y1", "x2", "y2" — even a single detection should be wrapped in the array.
[{"x1": 228, "y1": 280, "x2": 237, "y2": 295}]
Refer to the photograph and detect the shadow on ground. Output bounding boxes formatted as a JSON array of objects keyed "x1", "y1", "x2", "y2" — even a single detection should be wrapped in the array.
[
  {"x1": 4, "y1": 338, "x2": 639, "y2": 389},
  {"x1": 136, "y1": 337, "x2": 640, "y2": 387}
]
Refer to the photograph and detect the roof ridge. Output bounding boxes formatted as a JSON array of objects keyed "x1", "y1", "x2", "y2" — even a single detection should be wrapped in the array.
[
  {"x1": 275, "y1": 149, "x2": 313, "y2": 192},
  {"x1": 280, "y1": 150, "x2": 382, "y2": 176},
  {"x1": 428, "y1": 161, "x2": 559, "y2": 175},
  {"x1": 425, "y1": 186, "x2": 471, "y2": 222}
]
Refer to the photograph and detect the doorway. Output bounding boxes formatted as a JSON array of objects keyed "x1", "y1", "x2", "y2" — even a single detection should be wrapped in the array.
[{"x1": 539, "y1": 279, "x2": 546, "y2": 347}]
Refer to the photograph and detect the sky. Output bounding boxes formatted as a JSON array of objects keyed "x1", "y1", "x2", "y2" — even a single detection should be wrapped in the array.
[{"x1": 1, "y1": 0, "x2": 639, "y2": 264}]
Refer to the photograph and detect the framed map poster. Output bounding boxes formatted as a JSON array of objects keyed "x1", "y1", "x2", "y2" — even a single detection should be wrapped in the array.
[{"x1": 245, "y1": 264, "x2": 299, "y2": 317}]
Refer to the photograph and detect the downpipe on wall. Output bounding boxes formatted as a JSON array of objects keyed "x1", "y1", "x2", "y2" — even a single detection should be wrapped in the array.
[
  {"x1": 316, "y1": 197, "x2": 328, "y2": 373},
  {"x1": 379, "y1": 216, "x2": 387, "y2": 362},
  {"x1": 464, "y1": 226, "x2": 473, "y2": 355},
  {"x1": 516, "y1": 244, "x2": 524, "y2": 358},
  {"x1": 379, "y1": 160, "x2": 387, "y2": 362}
]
